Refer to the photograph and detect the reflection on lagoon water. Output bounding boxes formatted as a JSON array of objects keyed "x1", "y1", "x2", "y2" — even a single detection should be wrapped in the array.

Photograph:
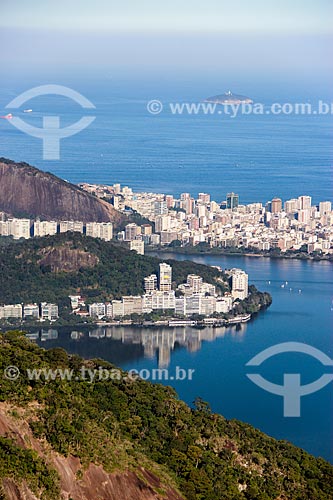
[{"x1": 31, "y1": 323, "x2": 247, "y2": 368}]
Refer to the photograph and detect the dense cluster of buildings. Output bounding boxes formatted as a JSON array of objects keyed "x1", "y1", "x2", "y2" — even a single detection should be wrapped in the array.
[
  {"x1": 3, "y1": 182, "x2": 331, "y2": 257},
  {"x1": 79, "y1": 182, "x2": 332, "y2": 255},
  {"x1": 86, "y1": 263, "x2": 248, "y2": 320},
  {"x1": 0, "y1": 302, "x2": 58, "y2": 321}
]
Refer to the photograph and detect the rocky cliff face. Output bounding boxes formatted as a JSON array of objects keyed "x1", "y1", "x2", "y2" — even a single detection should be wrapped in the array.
[
  {"x1": 0, "y1": 158, "x2": 122, "y2": 223},
  {"x1": 0, "y1": 403, "x2": 184, "y2": 500}
]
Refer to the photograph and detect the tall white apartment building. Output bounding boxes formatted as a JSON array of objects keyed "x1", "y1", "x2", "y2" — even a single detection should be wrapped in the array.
[
  {"x1": 122, "y1": 296, "x2": 143, "y2": 316},
  {"x1": 59, "y1": 221, "x2": 84, "y2": 233},
  {"x1": 284, "y1": 199, "x2": 298, "y2": 213},
  {"x1": 130, "y1": 240, "x2": 144, "y2": 255},
  {"x1": 175, "y1": 295, "x2": 201, "y2": 317},
  {"x1": 157, "y1": 290, "x2": 176, "y2": 310},
  {"x1": 23, "y1": 304, "x2": 40, "y2": 319},
  {"x1": 319, "y1": 201, "x2": 332, "y2": 215},
  {"x1": 0, "y1": 304, "x2": 23, "y2": 319},
  {"x1": 230, "y1": 269, "x2": 249, "y2": 300},
  {"x1": 88, "y1": 303, "x2": 106, "y2": 318},
  {"x1": 298, "y1": 195, "x2": 312, "y2": 210},
  {"x1": 40, "y1": 303, "x2": 59, "y2": 321},
  {"x1": 7, "y1": 218, "x2": 31, "y2": 239},
  {"x1": 298, "y1": 209, "x2": 311, "y2": 225},
  {"x1": 144, "y1": 274, "x2": 157, "y2": 293},
  {"x1": 34, "y1": 220, "x2": 58, "y2": 237},
  {"x1": 86, "y1": 222, "x2": 113, "y2": 241},
  {"x1": 125, "y1": 223, "x2": 140, "y2": 241},
  {"x1": 159, "y1": 263, "x2": 172, "y2": 291},
  {"x1": 187, "y1": 274, "x2": 203, "y2": 294},
  {"x1": 155, "y1": 215, "x2": 171, "y2": 233}
]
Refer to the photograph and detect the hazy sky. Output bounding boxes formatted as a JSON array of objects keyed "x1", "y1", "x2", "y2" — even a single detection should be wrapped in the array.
[
  {"x1": 1, "y1": 0, "x2": 332, "y2": 33},
  {"x1": 0, "y1": 0, "x2": 332, "y2": 95}
]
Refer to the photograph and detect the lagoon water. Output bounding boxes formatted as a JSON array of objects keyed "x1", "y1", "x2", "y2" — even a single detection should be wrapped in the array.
[{"x1": 32, "y1": 253, "x2": 333, "y2": 462}]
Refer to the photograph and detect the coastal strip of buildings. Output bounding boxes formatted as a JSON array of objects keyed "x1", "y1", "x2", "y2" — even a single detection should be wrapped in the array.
[
  {"x1": 0, "y1": 217, "x2": 113, "y2": 243},
  {"x1": 0, "y1": 215, "x2": 145, "y2": 255},
  {"x1": 0, "y1": 302, "x2": 58, "y2": 321},
  {"x1": 0, "y1": 263, "x2": 248, "y2": 323}
]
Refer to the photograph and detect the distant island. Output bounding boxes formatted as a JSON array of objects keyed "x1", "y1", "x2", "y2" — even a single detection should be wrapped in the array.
[{"x1": 205, "y1": 90, "x2": 253, "y2": 104}]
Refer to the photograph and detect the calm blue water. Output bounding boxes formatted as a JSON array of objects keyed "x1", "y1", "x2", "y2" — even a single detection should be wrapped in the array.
[
  {"x1": 0, "y1": 81, "x2": 332, "y2": 204},
  {"x1": 32, "y1": 254, "x2": 333, "y2": 462}
]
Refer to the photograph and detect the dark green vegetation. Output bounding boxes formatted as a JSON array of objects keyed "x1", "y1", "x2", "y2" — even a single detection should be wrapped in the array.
[
  {"x1": 1, "y1": 332, "x2": 332, "y2": 500},
  {"x1": 232, "y1": 285, "x2": 272, "y2": 316},
  {"x1": 0, "y1": 231, "x2": 228, "y2": 305},
  {"x1": 0, "y1": 436, "x2": 60, "y2": 499}
]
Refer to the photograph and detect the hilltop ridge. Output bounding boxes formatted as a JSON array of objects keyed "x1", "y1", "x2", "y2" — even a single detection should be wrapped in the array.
[{"x1": 0, "y1": 158, "x2": 122, "y2": 223}]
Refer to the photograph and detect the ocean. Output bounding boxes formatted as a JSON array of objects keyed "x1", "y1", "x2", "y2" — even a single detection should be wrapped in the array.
[{"x1": 0, "y1": 80, "x2": 332, "y2": 205}]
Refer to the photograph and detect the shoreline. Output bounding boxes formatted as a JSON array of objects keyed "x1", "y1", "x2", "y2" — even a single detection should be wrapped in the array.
[
  {"x1": 0, "y1": 313, "x2": 254, "y2": 331},
  {"x1": 147, "y1": 247, "x2": 333, "y2": 262}
]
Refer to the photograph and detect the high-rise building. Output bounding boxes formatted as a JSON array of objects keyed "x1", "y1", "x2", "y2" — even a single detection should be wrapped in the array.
[
  {"x1": 165, "y1": 195, "x2": 174, "y2": 208},
  {"x1": 271, "y1": 198, "x2": 282, "y2": 213},
  {"x1": 182, "y1": 197, "x2": 194, "y2": 215},
  {"x1": 59, "y1": 221, "x2": 84, "y2": 233},
  {"x1": 298, "y1": 195, "x2": 312, "y2": 210},
  {"x1": 23, "y1": 304, "x2": 40, "y2": 319},
  {"x1": 298, "y1": 209, "x2": 310, "y2": 224},
  {"x1": 187, "y1": 274, "x2": 203, "y2": 294},
  {"x1": 154, "y1": 201, "x2": 168, "y2": 215},
  {"x1": 155, "y1": 215, "x2": 171, "y2": 233},
  {"x1": 144, "y1": 274, "x2": 158, "y2": 293},
  {"x1": 34, "y1": 220, "x2": 58, "y2": 237},
  {"x1": 7, "y1": 218, "x2": 31, "y2": 239},
  {"x1": 319, "y1": 201, "x2": 332, "y2": 215},
  {"x1": 88, "y1": 303, "x2": 106, "y2": 318},
  {"x1": 0, "y1": 304, "x2": 23, "y2": 319},
  {"x1": 226, "y1": 192, "x2": 239, "y2": 210},
  {"x1": 230, "y1": 269, "x2": 249, "y2": 300},
  {"x1": 141, "y1": 224, "x2": 153, "y2": 236},
  {"x1": 198, "y1": 193, "x2": 210, "y2": 204},
  {"x1": 159, "y1": 263, "x2": 172, "y2": 291},
  {"x1": 40, "y1": 303, "x2": 59, "y2": 321},
  {"x1": 130, "y1": 240, "x2": 144, "y2": 255},
  {"x1": 86, "y1": 222, "x2": 113, "y2": 241},
  {"x1": 125, "y1": 223, "x2": 140, "y2": 241},
  {"x1": 284, "y1": 199, "x2": 298, "y2": 213}
]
